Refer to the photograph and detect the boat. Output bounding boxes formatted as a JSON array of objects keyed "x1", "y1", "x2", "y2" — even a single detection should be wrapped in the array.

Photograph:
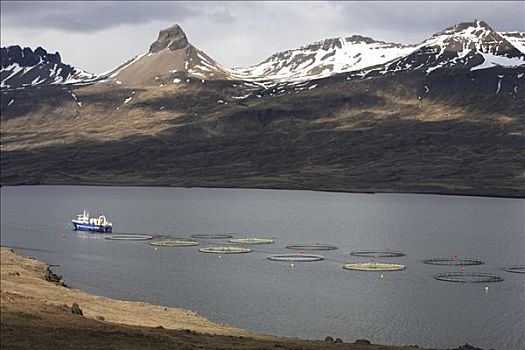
[{"x1": 72, "y1": 210, "x2": 113, "y2": 233}]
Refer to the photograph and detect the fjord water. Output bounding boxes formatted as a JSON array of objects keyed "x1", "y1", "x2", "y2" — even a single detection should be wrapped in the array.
[{"x1": 1, "y1": 186, "x2": 524, "y2": 349}]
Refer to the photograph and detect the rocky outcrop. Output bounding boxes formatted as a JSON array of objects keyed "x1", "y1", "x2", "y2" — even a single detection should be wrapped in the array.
[
  {"x1": 44, "y1": 266, "x2": 65, "y2": 286},
  {"x1": 1, "y1": 45, "x2": 96, "y2": 89},
  {"x1": 149, "y1": 24, "x2": 189, "y2": 53},
  {"x1": 70, "y1": 303, "x2": 83, "y2": 316},
  {"x1": 1, "y1": 46, "x2": 62, "y2": 69}
]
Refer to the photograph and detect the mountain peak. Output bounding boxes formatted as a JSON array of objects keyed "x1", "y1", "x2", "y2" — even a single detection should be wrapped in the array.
[
  {"x1": 434, "y1": 20, "x2": 495, "y2": 39},
  {"x1": 149, "y1": 24, "x2": 189, "y2": 53},
  {"x1": 454, "y1": 20, "x2": 491, "y2": 31}
]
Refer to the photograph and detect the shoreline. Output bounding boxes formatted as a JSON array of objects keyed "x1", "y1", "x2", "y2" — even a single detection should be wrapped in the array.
[
  {"x1": 2, "y1": 182, "x2": 523, "y2": 200},
  {"x1": 0, "y1": 246, "x2": 484, "y2": 349}
]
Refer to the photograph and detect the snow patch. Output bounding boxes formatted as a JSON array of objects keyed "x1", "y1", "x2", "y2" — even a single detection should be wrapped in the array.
[
  {"x1": 470, "y1": 52, "x2": 525, "y2": 71},
  {"x1": 496, "y1": 77, "x2": 502, "y2": 94},
  {"x1": 231, "y1": 93, "x2": 252, "y2": 99}
]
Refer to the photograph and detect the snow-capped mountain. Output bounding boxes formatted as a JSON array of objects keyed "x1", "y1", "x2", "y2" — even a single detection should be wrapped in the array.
[
  {"x1": 371, "y1": 21, "x2": 524, "y2": 75},
  {"x1": 229, "y1": 36, "x2": 416, "y2": 82},
  {"x1": 0, "y1": 46, "x2": 97, "y2": 89}
]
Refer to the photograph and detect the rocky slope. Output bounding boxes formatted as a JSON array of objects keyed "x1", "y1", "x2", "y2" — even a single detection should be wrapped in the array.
[
  {"x1": 1, "y1": 21, "x2": 524, "y2": 197},
  {"x1": 103, "y1": 24, "x2": 234, "y2": 86},
  {"x1": 0, "y1": 46, "x2": 97, "y2": 89}
]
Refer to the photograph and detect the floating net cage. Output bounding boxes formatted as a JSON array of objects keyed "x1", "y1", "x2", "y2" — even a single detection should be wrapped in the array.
[
  {"x1": 350, "y1": 250, "x2": 405, "y2": 258},
  {"x1": 191, "y1": 234, "x2": 234, "y2": 239},
  {"x1": 105, "y1": 234, "x2": 153, "y2": 241},
  {"x1": 229, "y1": 237, "x2": 275, "y2": 244},
  {"x1": 267, "y1": 254, "x2": 324, "y2": 262},
  {"x1": 285, "y1": 244, "x2": 337, "y2": 251},
  {"x1": 149, "y1": 239, "x2": 199, "y2": 247},
  {"x1": 505, "y1": 265, "x2": 525, "y2": 274},
  {"x1": 433, "y1": 272, "x2": 504, "y2": 283},
  {"x1": 199, "y1": 246, "x2": 251, "y2": 254},
  {"x1": 423, "y1": 258, "x2": 484, "y2": 266},
  {"x1": 342, "y1": 262, "x2": 406, "y2": 271}
]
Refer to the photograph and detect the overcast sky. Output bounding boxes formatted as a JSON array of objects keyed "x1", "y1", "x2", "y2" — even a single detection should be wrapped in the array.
[{"x1": 1, "y1": 1, "x2": 524, "y2": 74}]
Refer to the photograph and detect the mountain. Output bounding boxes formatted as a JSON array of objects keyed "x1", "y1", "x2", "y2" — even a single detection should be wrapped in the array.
[
  {"x1": 1, "y1": 20, "x2": 524, "y2": 197},
  {"x1": 372, "y1": 21, "x2": 524, "y2": 76},
  {"x1": 104, "y1": 21, "x2": 524, "y2": 87},
  {"x1": 0, "y1": 46, "x2": 97, "y2": 89},
  {"x1": 104, "y1": 24, "x2": 234, "y2": 86},
  {"x1": 2, "y1": 21, "x2": 523, "y2": 90},
  {"x1": 230, "y1": 36, "x2": 416, "y2": 82}
]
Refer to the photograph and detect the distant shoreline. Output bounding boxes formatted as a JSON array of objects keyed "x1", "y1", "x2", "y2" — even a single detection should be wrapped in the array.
[{"x1": 1, "y1": 182, "x2": 523, "y2": 200}]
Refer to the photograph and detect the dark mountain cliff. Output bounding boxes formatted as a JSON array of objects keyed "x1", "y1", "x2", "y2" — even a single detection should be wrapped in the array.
[{"x1": 1, "y1": 45, "x2": 97, "y2": 89}]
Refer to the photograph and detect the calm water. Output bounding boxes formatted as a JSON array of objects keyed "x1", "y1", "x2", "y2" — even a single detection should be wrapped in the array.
[{"x1": 1, "y1": 186, "x2": 524, "y2": 349}]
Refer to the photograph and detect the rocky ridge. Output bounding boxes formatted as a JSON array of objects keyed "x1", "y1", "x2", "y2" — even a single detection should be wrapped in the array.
[{"x1": 0, "y1": 46, "x2": 97, "y2": 89}]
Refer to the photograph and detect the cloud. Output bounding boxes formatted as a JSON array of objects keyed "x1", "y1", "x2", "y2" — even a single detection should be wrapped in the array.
[
  {"x1": 1, "y1": 1, "x2": 523, "y2": 73},
  {"x1": 0, "y1": 1, "x2": 197, "y2": 32}
]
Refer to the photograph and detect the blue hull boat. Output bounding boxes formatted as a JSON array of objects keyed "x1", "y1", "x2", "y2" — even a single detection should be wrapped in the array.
[
  {"x1": 72, "y1": 210, "x2": 113, "y2": 233},
  {"x1": 72, "y1": 222, "x2": 113, "y2": 233}
]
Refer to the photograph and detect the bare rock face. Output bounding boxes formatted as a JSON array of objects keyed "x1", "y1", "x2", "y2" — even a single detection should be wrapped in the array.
[
  {"x1": 1, "y1": 46, "x2": 62, "y2": 69},
  {"x1": 149, "y1": 24, "x2": 188, "y2": 53}
]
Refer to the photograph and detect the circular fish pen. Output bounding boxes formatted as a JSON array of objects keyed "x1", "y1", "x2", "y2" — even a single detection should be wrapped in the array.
[
  {"x1": 267, "y1": 254, "x2": 324, "y2": 262},
  {"x1": 191, "y1": 234, "x2": 234, "y2": 239},
  {"x1": 149, "y1": 239, "x2": 199, "y2": 247},
  {"x1": 343, "y1": 262, "x2": 406, "y2": 271},
  {"x1": 350, "y1": 250, "x2": 405, "y2": 258},
  {"x1": 199, "y1": 246, "x2": 251, "y2": 254},
  {"x1": 423, "y1": 258, "x2": 484, "y2": 266},
  {"x1": 105, "y1": 234, "x2": 153, "y2": 241},
  {"x1": 504, "y1": 265, "x2": 525, "y2": 274},
  {"x1": 285, "y1": 244, "x2": 337, "y2": 251},
  {"x1": 434, "y1": 272, "x2": 504, "y2": 283},
  {"x1": 229, "y1": 237, "x2": 274, "y2": 244}
]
